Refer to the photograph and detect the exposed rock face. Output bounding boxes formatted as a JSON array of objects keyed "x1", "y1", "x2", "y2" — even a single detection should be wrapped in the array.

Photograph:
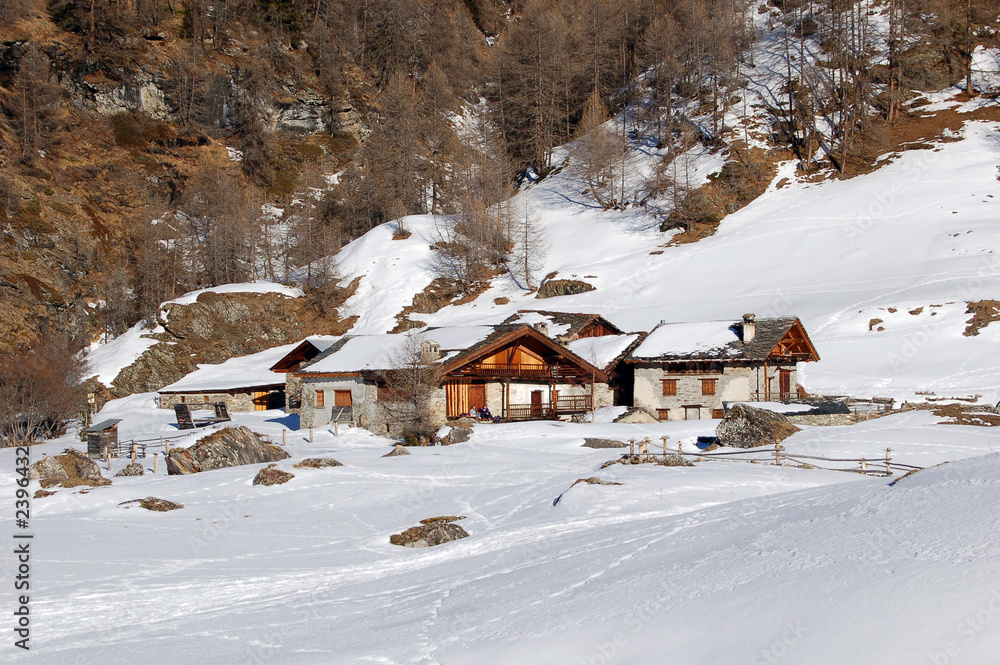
[
  {"x1": 166, "y1": 426, "x2": 289, "y2": 475},
  {"x1": 582, "y1": 438, "x2": 627, "y2": 449},
  {"x1": 390, "y1": 517, "x2": 469, "y2": 548},
  {"x1": 253, "y1": 464, "x2": 294, "y2": 486},
  {"x1": 293, "y1": 458, "x2": 343, "y2": 469},
  {"x1": 115, "y1": 462, "x2": 145, "y2": 477},
  {"x1": 716, "y1": 404, "x2": 801, "y2": 448},
  {"x1": 535, "y1": 279, "x2": 595, "y2": 299},
  {"x1": 119, "y1": 497, "x2": 184, "y2": 511},
  {"x1": 383, "y1": 445, "x2": 411, "y2": 457},
  {"x1": 434, "y1": 426, "x2": 472, "y2": 446},
  {"x1": 30, "y1": 448, "x2": 111, "y2": 488},
  {"x1": 659, "y1": 454, "x2": 694, "y2": 467}
]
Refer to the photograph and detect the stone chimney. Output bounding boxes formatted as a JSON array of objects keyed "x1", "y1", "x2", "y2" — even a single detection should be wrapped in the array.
[
  {"x1": 741, "y1": 313, "x2": 756, "y2": 345},
  {"x1": 533, "y1": 322, "x2": 549, "y2": 337},
  {"x1": 420, "y1": 340, "x2": 441, "y2": 363}
]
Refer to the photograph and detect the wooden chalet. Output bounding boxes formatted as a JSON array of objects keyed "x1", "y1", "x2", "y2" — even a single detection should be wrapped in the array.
[
  {"x1": 624, "y1": 314, "x2": 820, "y2": 421},
  {"x1": 501, "y1": 310, "x2": 624, "y2": 343},
  {"x1": 292, "y1": 324, "x2": 613, "y2": 434}
]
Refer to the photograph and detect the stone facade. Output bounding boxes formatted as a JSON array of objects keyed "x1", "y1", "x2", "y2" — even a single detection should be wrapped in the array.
[
  {"x1": 632, "y1": 363, "x2": 798, "y2": 421},
  {"x1": 158, "y1": 391, "x2": 262, "y2": 412}
]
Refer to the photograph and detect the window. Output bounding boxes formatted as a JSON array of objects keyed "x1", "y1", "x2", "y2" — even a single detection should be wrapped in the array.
[
  {"x1": 701, "y1": 379, "x2": 717, "y2": 396},
  {"x1": 712, "y1": 409, "x2": 725, "y2": 419},
  {"x1": 661, "y1": 379, "x2": 677, "y2": 396},
  {"x1": 203, "y1": 395, "x2": 210, "y2": 402},
  {"x1": 315, "y1": 390, "x2": 325, "y2": 407},
  {"x1": 657, "y1": 409, "x2": 670, "y2": 421}
]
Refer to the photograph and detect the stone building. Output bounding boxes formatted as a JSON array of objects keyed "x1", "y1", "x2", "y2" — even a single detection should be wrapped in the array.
[
  {"x1": 158, "y1": 336, "x2": 338, "y2": 412},
  {"x1": 623, "y1": 314, "x2": 820, "y2": 421},
  {"x1": 292, "y1": 323, "x2": 621, "y2": 435}
]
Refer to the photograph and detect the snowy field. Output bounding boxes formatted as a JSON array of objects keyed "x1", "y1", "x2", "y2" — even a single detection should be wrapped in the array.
[{"x1": 3, "y1": 398, "x2": 1000, "y2": 663}]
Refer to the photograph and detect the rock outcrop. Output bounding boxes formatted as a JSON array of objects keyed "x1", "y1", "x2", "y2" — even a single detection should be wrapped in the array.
[
  {"x1": 535, "y1": 279, "x2": 596, "y2": 299},
  {"x1": 253, "y1": 464, "x2": 294, "y2": 486},
  {"x1": 582, "y1": 438, "x2": 627, "y2": 449},
  {"x1": 434, "y1": 426, "x2": 472, "y2": 445},
  {"x1": 30, "y1": 448, "x2": 111, "y2": 488},
  {"x1": 114, "y1": 462, "x2": 145, "y2": 477},
  {"x1": 166, "y1": 426, "x2": 289, "y2": 475},
  {"x1": 659, "y1": 454, "x2": 694, "y2": 467},
  {"x1": 119, "y1": 497, "x2": 184, "y2": 511},
  {"x1": 293, "y1": 458, "x2": 343, "y2": 469},
  {"x1": 716, "y1": 404, "x2": 801, "y2": 448},
  {"x1": 390, "y1": 517, "x2": 469, "y2": 548}
]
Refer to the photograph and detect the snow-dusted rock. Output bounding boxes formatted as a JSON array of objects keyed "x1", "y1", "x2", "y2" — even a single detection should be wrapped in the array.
[
  {"x1": 167, "y1": 426, "x2": 289, "y2": 475},
  {"x1": 716, "y1": 404, "x2": 800, "y2": 449}
]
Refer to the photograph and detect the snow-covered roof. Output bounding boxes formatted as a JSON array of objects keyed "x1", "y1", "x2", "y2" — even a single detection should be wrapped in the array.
[
  {"x1": 566, "y1": 334, "x2": 642, "y2": 371},
  {"x1": 301, "y1": 326, "x2": 496, "y2": 374},
  {"x1": 628, "y1": 317, "x2": 804, "y2": 362},
  {"x1": 501, "y1": 310, "x2": 623, "y2": 341},
  {"x1": 160, "y1": 336, "x2": 338, "y2": 393}
]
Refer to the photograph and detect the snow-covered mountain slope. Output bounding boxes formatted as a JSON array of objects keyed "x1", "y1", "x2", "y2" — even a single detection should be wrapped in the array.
[
  {"x1": 5, "y1": 403, "x2": 999, "y2": 664},
  {"x1": 335, "y1": 109, "x2": 1000, "y2": 404}
]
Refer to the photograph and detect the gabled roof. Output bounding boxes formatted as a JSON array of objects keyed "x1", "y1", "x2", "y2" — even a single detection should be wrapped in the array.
[
  {"x1": 160, "y1": 341, "x2": 315, "y2": 394},
  {"x1": 501, "y1": 310, "x2": 623, "y2": 341},
  {"x1": 625, "y1": 317, "x2": 819, "y2": 364},
  {"x1": 268, "y1": 336, "x2": 341, "y2": 373},
  {"x1": 439, "y1": 324, "x2": 609, "y2": 382},
  {"x1": 295, "y1": 324, "x2": 609, "y2": 383},
  {"x1": 566, "y1": 333, "x2": 645, "y2": 373},
  {"x1": 297, "y1": 326, "x2": 496, "y2": 375}
]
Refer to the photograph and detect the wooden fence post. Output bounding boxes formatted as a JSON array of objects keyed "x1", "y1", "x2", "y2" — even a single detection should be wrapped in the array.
[
  {"x1": 103, "y1": 446, "x2": 110, "y2": 469},
  {"x1": 861, "y1": 458, "x2": 867, "y2": 473},
  {"x1": 885, "y1": 447, "x2": 892, "y2": 476},
  {"x1": 282, "y1": 429, "x2": 287, "y2": 446},
  {"x1": 310, "y1": 427, "x2": 314, "y2": 444},
  {"x1": 662, "y1": 436, "x2": 668, "y2": 457},
  {"x1": 153, "y1": 453, "x2": 159, "y2": 474},
  {"x1": 165, "y1": 440, "x2": 170, "y2": 455},
  {"x1": 130, "y1": 442, "x2": 137, "y2": 463},
  {"x1": 335, "y1": 420, "x2": 339, "y2": 437}
]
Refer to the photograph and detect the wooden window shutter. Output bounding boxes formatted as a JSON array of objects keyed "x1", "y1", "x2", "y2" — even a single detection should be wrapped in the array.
[
  {"x1": 661, "y1": 379, "x2": 677, "y2": 396},
  {"x1": 315, "y1": 390, "x2": 325, "y2": 407}
]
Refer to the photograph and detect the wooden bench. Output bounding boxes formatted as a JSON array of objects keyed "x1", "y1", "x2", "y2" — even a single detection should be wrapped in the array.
[{"x1": 174, "y1": 403, "x2": 233, "y2": 430}]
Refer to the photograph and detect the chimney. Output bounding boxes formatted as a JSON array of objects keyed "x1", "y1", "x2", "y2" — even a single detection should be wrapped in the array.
[
  {"x1": 534, "y1": 322, "x2": 549, "y2": 337},
  {"x1": 420, "y1": 340, "x2": 441, "y2": 363},
  {"x1": 742, "y1": 313, "x2": 756, "y2": 345}
]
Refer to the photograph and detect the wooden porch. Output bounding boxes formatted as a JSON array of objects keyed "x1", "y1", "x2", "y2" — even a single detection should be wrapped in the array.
[{"x1": 504, "y1": 395, "x2": 593, "y2": 421}]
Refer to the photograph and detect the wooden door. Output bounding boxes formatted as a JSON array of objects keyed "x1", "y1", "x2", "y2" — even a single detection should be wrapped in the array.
[
  {"x1": 334, "y1": 390, "x2": 353, "y2": 407},
  {"x1": 253, "y1": 391, "x2": 269, "y2": 411},
  {"x1": 684, "y1": 406, "x2": 701, "y2": 420},
  {"x1": 469, "y1": 384, "x2": 486, "y2": 411},
  {"x1": 779, "y1": 370, "x2": 791, "y2": 401},
  {"x1": 530, "y1": 390, "x2": 543, "y2": 416}
]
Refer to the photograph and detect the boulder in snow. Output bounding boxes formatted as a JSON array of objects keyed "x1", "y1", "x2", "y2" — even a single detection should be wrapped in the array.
[
  {"x1": 582, "y1": 438, "x2": 628, "y2": 449},
  {"x1": 166, "y1": 426, "x2": 289, "y2": 475},
  {"x1": 435, "y1": 426, "x2": 472, "y2": 446},
  {"x1": 30, "y1": 448, "x2": 110, "y2": 488},
  {"x1": 390, "y1": 516, "x2": 469, "y2": 548},
  {"x1": 115, "y1": 462, "x2": 145, "y2": 477},
  {"x1": 253, "y1": 464, "x2": 294, "y2": 486},
  {"x1": 716, "y1": 404, "x2": 800, "y2": 449},
  {"x1": 119, "y1": 497, "x2": 183, "y2": 511},
  {"x1": 294, "y1": 457, "x2": 343, "y2": 469},
  {"x1": 383, "y1": 445, "x2": 411, "y2": 457}
]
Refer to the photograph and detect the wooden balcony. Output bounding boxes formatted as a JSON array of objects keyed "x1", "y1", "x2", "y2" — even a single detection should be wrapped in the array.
[
  {"x1": 465, "y1": 363, "x2": 558, "y2": 379},
  {"x1": 505, "y1": 395, "x2": 592, "y2": 421}
]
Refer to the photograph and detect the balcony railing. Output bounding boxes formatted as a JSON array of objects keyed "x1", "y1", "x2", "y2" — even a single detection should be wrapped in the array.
[
  {"x1": 466, "y1": 363, "x2": 559, "y2": 379},
  {"x1": 505, "y1": 395, "x2": 592, "y2": 421}
]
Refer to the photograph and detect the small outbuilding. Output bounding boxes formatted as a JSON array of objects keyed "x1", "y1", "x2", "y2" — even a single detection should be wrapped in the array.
[{"x1": 86, "y1": 419, "x2": 121, "y2": 457}]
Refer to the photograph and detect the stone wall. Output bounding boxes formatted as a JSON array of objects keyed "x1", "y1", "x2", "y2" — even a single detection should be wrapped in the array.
[
  {"x1": 633, "y1": 363, "x2": 798, "y2": 421},
  {"x1": 787, "y1": 413, "x2": 855, "y2": 426},
  {"x1": 159, "y1": 391, "x2": 257, "y2": 412}
]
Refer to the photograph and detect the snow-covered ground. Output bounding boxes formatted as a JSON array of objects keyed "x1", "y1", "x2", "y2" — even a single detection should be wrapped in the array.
[{"x1": 3, "y1": 401, "x2": 999, "y2": 663}]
